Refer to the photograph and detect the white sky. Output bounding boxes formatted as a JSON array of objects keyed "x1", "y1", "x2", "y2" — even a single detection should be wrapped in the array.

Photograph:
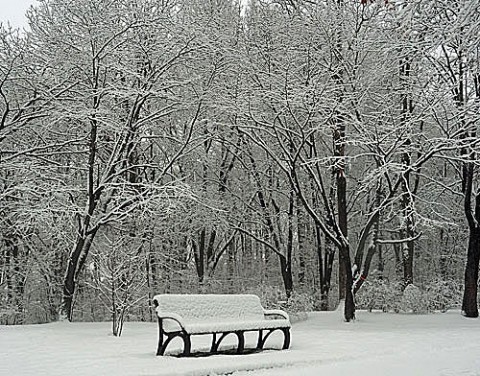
[
  {"x1": 0, "y1": 0, "x2": 37, "y2": 29},
  {"x1": 0, "y1": 0, "x2": 249, "y2": 30}
]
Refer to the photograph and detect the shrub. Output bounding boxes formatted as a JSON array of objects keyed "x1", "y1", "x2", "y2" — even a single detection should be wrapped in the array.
[
  {"x1": 424, "y1": 279, "x2": 462, "y2": 312},
  {"x1": 244, "y1": 286, "x2": 312, "y2": 322},
  {"x1": 245, "y1": 285, "x2": 286, "y2": 309},
  {"x1": 355, "y1": 279, "x2": 403, "y2": 312},
  {"x1": 400, "y1": 284, "x2": 428, "y2": 313},
  {"x1": 282, "y1": 292, "x2": 315, "y2": 313},
  {"x1": 356, "y1": 278, "x2": 463, "y2": 313}
]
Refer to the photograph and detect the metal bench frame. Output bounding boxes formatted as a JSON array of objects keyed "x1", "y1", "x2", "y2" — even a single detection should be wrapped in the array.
[{"x1": 153, "y1": 296, "x2": 291, "y2": 356}]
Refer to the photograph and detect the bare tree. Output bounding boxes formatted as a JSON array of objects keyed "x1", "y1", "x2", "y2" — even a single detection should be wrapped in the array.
[
  {"x1": 421, "y1": 0, "x2": 480, "y2": 317},
  {"x1": 29, "y1": 0, "x2": 201, "y2": 320}
]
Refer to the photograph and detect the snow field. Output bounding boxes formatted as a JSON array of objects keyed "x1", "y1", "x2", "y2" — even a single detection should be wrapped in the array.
[{"x1": 1, "y1": 310, "x2": 479, "y2": 376}]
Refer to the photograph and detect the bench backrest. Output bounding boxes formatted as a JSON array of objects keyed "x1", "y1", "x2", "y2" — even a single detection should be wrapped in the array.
[{"x1": 153, "y1": 294, "x2": 265, "y2": 321}]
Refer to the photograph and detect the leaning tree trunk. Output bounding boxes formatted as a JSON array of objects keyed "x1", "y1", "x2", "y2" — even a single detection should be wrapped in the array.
[{"x1": 62, "y1": 231, "x2": 96, "y2": 321}]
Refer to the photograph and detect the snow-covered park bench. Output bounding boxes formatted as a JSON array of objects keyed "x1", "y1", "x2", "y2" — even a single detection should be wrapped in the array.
[{"x1": 152, "y1": 294, "x2": 291, "y2": 356}]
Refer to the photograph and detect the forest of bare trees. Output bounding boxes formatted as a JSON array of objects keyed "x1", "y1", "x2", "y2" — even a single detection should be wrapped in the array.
[{"x1": 1, "y1": 0, "x2": 479, "y2": 328}]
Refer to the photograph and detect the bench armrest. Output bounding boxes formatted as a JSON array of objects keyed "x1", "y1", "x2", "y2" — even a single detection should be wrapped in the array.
[
  {"x1": 264, "y1": 309, "x2": 290, "y2": 321},
  {"x1": 156, "y1": 311, "x2": 186, "y2": 331}
]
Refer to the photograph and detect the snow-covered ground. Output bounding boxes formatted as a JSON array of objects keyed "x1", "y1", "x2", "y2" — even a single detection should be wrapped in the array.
[{"x1": 1, "y1": 310, "x2": 479, "y2": 376}]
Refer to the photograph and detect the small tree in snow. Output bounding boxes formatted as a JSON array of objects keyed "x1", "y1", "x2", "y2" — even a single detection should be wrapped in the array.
[{"x1": 89, "y1": 229, "x2": 147, "y2": 337}]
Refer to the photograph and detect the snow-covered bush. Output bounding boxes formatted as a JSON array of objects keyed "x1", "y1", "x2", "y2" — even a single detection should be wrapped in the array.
[
  {"x1": 282, "y1": 292, "x2": 315, "y2": 313},
  {"x1": 424, "y1": 279, "x2": 462, "y2": 312},
  {"x1": 245, "y1": 286, "x2": 312, "y2": 321},
  {"x1": 245, "y1": 285, "x2": 283, "y2": 309},
  {"x1": 356, "y1": 279, "x2": 463, "y2": 313},
  {"x1": 355, "y1": 279, "x2": 403, "y2": 312},
  {"x1": 400, "y1": 284, "x2": 428, "y2": 313},
  {"x1": 0, "y1": 307, "x2": 19, "y2": 325}
]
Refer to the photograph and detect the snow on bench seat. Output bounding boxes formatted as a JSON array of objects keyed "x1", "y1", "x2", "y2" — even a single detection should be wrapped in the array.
[
  {"x1": 173, "y1": 318, "x2": 291, "y2": 334},
  {"x1": 152, "y1": 294, "x2": 291, "y2": 356}
]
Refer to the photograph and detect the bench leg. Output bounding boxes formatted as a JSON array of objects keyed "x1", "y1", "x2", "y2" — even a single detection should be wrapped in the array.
[
  {"x1": 257, "y1": 329, "x2": 274, "y2": 349},
  {"x1": 211, "y1": 333, "x2": 229, "y2": 353},
  {"x1": 257, "y1": 328, "x2": 290, "y2": 350},
  {"x1": 235, "y1": 331, "x2": 245, "y2": 354},
  {"x1": 157, "y1": 333, "x2": 175, "y2": 356},
  {"x1": 157, "y1": 331, "x2": 191, "y2": 356},
  {"x1": 156, "y1": 340, "x2": 163, "y2": 356},
  {"x1": 182, "y1": 333, "x2": 191, "y2": 356},
  {"x1": 256, "y1": 330, "x2": 263, "y2": 349},
  {"x1": 282, "y1": 328, "x2": 291, "y2": 349},
  {"x1": 211, "y1": 332, "x2": 244, "y2": 354},
  {"x1": 211, "y1": 333, "x2": 217, "y2": 352},
  {"x1": 156, "y1": 319, "x2": 164, "y2": 356}
]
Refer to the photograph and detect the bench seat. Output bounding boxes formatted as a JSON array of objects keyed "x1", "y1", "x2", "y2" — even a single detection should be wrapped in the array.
[
  {"x1": 163, "y1": 317, "x2": 291, "y2": 334},
  {"x1": 153, "y1": 294, "x2": 291, "y2": 356}
]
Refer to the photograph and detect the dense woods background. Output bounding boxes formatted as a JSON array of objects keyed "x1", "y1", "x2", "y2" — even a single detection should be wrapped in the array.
[{"x1": 1, "y1": 0, "x2": 479, "y2": 329}]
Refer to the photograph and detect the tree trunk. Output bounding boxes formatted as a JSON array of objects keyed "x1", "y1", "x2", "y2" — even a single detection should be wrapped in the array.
[
  {"x1": 316, "y1": 223, "x2": 335, "y2": 311},
  {"x1": 279, "y1": 254, "x2": 293, "y2": 299},
  {"x1": 462, "y1": 228, "x2": 480, "y2": 318},
  {"x1": 337, "y1": 172, "x2": 347, "y2": 301},
  {"x1": 459, "y1": 52, "x2": 480, "y2": 318},
  {"x1": 333, "y1": 127, "x2": 349, "y2": 311},
  {"x1": 331, "y1": 0, "x2": 348, "y2": 307},
  {"x1": 399, "y1": 54, "x2": 416, "y2": 288},
  {"x1": 192, "y1": 229, "x2": 206, "y2": 285},
  {"x1": 400, "y1": 168, "x2": 415, "y2": 287},
  {"x1": 461, "y1": 159, "x2": 480, "y2": 318},
  {"x1": 297, "y1": 196, "x2": 308, "y2": 286},
  {"x1": 282, "y1": 191, "x2": 295, "y2": 299},
  {"x1": 4, "y1": 237, "x2": 26, "y2": 324},
  {"x1": 341, "y1": 244, "x2": 355, "y2": 321},
  {"x1": 402, "y1": 236, "x2": 415, "y2": 287},
  {"x1": 62, "y1": 232, "x2": 96, "y2": 321},
  {"x1": 227, "y1": 240, "x2": 236, "y2": 292},
  {"x1": 377, "y1": 242, "x2": 384, "y2": 280}
]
